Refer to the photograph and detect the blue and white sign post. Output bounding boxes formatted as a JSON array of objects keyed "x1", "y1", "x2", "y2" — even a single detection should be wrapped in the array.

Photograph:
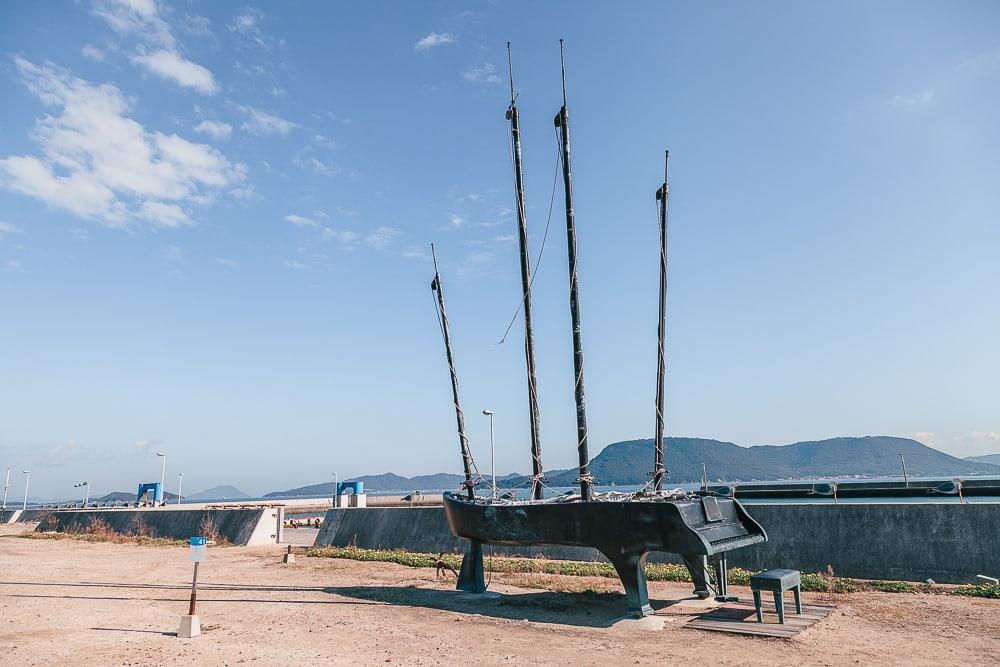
[{"x1": 180, "y1": 536, "x2": 206, "y2": 638}]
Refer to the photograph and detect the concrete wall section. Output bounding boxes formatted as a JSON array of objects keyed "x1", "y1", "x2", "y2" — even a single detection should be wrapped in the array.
[
  {"x1": 314, "y1": 503, "x2": 1000, "y2": 584},
  {"x1": 34, "y1": 508, "x2": 269, "y2": 546}
]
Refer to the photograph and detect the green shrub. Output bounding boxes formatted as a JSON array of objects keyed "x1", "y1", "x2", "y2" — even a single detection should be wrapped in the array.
[{"x1": 952, "y1": 584, "x2": 1000, "y2": 599}]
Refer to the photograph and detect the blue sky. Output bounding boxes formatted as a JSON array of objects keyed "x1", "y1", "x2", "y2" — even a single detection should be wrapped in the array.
[{"x1": 1, "y1": 1, "x2": 998, "y2": 498}]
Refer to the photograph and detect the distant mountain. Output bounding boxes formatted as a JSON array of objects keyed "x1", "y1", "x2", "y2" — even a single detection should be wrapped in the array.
[
  {"x1": 266, "y1": 472, "x2": 522, "y2": 497},
  {"x1": 499, "y1": 436, "x2": 1000, "y2": 487},
  {"x1": 186, "y1": 485, "x2": 250, "y2": 501},
  {"x1": 96, "y1": 490, "x2": 180, "y2": 502},
  {"x1": 965, "y1": 454, "x2": 1000, "y2": 466}
]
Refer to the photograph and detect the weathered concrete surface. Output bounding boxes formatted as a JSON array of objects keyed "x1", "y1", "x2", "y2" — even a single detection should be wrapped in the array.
[
  {"x1": 2, "y1": 509, "x2": 48, "y2": 524},
  {"x1": 314, "y1": 502, "x2": 1000, "y2": 584},
  {"x1": 33, "y1": 509, "x2": 269, "y2": 546}
]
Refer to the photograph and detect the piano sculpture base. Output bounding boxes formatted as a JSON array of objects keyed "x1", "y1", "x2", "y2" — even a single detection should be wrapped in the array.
[{"x1": 443, "y1": 491, "x2": 767, "y2": 618}]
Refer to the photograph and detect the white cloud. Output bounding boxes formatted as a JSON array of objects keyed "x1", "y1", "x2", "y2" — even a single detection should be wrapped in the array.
[
  {"x1": 81, "y1": 44, "x2": 106, "y2": 62},
  {"x1": 131, "y1": 49, "x2": 218, "y2": 94},
  {"x1": 913, "y1": 431, "x2": 936, "y2": 446},
  {"x1": 217, "y1": 257, "x2": 239, "y2": 269},
  {"x1": 296, "y1": 155, "x2": 337, "y2": 176},
  {"x1": 92, "y1": 0, "x2": 175, "y2": 48},
  {"x1": 463, "y1": 63, "x2": 502, "y2": 85},
  {"x1": 162, "y1": 244, "x2": 182, "y2": 261},
  {"x1": 284, "y1": 213, "x2": 317, "y2": 227},
  {"x1": 323, "y1": 227, "x2": 359, "y2": 245},
  {"x1": 229, "y1": 7, "x2": 275, "y2": 51},
  {"x1": 283, "y1": 259, "x2": 309, "y2": 270},
  {"x1": 134, "y1": 437, "x2": 162, "y2": 454},
  {"x1": 448, "y1": 213, "x2": 465, "y2": 228},
  {"x1": 888, "y1": 89, "x2": 933, "y2": 107},
  {"x1": 195, "y1": 120, "x2": 233, "y2": 140},
  {"x1": 92, "y1": 0, "x2": 219, "y2": 94},
  {"x1": 5, "y1": 259, "x2": 22, "y2": 270},
  {"x1": 415, "y1": 32, "x2": 456, "y2": 52},
  {"x1": 365, "y1": 226, "x2": 399, "y2": 249},
  {"x1": 238, "y1": 105, "x2": 296, "y2": 136},
  {"x1": 183, "y1": 14, "x2": 212, "y2": 38},
  {"x1": 0, "y1": 59, "x2": 245, "y2": 228},
  {"x1": 0, "y1": 222, "x2": 22, "y2": 239}
]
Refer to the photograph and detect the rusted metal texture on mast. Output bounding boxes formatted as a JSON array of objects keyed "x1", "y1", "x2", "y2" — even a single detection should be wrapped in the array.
[
  {"x1": 506, "y1": 43, "x2": 545, "y2": 501},
  {"x1": 653, "y1": 150, "x2": 669, "y2": 491},
  {"x1": 553, "y1": 40, "x2": 593, "y2": 501},
  {"x1": 430, "y1": 244, "x2": 476, "y2": 499}
]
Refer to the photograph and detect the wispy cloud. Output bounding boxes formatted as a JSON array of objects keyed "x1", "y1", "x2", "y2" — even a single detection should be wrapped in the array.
[
  {"x1": 283, "y1": 259, "x2": 310, "y2": 271},
  {"x1": 194, "y1": 120, "x2": 233, "y2": 141},
  {"x1": 462, "y1": 63, "x2": 502, "y2": 85},
  {"x1": 238, "y1": 105, "x2": 296, "y2": 136},
  {"x1": 217, "y1": 257, "x2": 240, "y2": 269},
  {"x1": 0, "y1": 59, "x2": 245, "y2": 228},
  {"x1": 284, "y1": 213, "x2": 317, "y2": 227},
  {"x1": 448, "y1": 213, "x2": 465, "y2": 228},
  {"x1": 415, "y1": 32, "x2": 456, "y2": 52},
  {"x1": 323, "y1": 227, "x2": 359, "y2": 245},
  {"x1": 0, "y1": 222, "x2": 23, "y2": 239},
  {"x1": 888, "y1": 89, "x2": 933, "y2": 107},
  {"x1": 229, "y1": 7, "x2": 280, "y2": 51},
  {"x1": 162, "y1": 244, "x2": 183, "y2": 261},
  {"x1": 365, "y1": 226, "x2": 399, "y2": 249},
  {"x1": 81, "y1": 44, "x2": 105, "y2": 62}
]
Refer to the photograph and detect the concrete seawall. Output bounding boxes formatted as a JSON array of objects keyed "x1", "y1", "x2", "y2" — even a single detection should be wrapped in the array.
[
  {"x1": 30, "y1": 508, "x2": 282, "y2": 546},
  {"x1": 314, "y1": 502, "x2": 1000, "y2": 584}
]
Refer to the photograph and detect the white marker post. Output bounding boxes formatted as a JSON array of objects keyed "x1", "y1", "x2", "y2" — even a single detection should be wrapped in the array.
[{"x1": 179, "y1": 536, "x2": 206, "y2": 638}]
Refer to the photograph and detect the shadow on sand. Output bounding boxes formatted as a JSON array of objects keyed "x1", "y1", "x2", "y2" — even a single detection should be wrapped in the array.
[{"x1": 326, "y1": 585, "x2": 698, "y2": 628}]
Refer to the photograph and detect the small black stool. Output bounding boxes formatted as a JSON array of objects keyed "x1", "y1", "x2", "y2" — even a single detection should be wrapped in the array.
[{"x1": 750, "y1": 569, "x2": 801, "y2": 624}]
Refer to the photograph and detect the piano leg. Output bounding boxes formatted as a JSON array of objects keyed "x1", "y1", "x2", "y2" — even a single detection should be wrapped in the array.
[
  {"x1": 456, "y1": 539, "x2": 486, "y2": 594},
  {"x1": 712, "y1": 552, "x2": 739, "y2": 603},
  {"x1": 601, "y1": 548, "x2": 653, "y2": 618},
  {"x1": 683, "y1": 554, "x2": 712, "y2": 599}
]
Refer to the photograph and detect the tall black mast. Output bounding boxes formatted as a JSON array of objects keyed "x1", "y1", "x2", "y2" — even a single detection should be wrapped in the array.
[
  {"x1": 506, "y1": 43, "x2": 545, "y2": 501},
  {"x1": 553, "y1": 40, "x2": 593, "y2": 502},
  {"x1": 652, "y1": 151, "x2": 669, "y2": 491},
  {"x1": 430, "y1": 244, "x2": 476, "y2": 500}
]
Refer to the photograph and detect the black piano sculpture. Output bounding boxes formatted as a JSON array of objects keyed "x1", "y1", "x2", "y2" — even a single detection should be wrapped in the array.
[{"x1": 430, "y1": 43, "x2": 767, "y2": 618}]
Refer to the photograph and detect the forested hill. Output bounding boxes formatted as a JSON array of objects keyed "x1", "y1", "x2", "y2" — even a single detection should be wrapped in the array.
[{"x1": 500, "y1": 436, "x2": 1000, "y2": 487}]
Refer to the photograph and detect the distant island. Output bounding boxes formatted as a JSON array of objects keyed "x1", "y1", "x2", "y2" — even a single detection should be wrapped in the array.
[
  {"x1": 266, "y1": 472, "x2": 522, "y2": 497},
  {"x1": 96, "y1": 490, "x2": 181, "y2": 502},
  {"x1": 266, "y1": 436, "x2": 1000, "y2": 495},
  {"x1": 185, "y1": 485, "x2": 250, "y2": 501}
]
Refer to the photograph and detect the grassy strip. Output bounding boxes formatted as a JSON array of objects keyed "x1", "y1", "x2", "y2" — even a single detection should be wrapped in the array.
[
  {"x1": 953, "y1": 584, "x2": 1000, "y2": 599},
  {"x1": 304, "y1": 546, "x2": 931, "y2": 595},
  {"x1": 19, "y1": 531, "x2": 185, "y2": 546}
]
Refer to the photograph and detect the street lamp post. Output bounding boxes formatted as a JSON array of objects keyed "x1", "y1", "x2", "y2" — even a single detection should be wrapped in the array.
[
  {"x1": 74, "y1": 481, "x2": 90, "y2": 507},
  {"x1": 2, "y1": 468, "x2": 10, "y2": 511},
  {"x1": 178, "y1": 473, "x2": 184, "y2": 505},
  {"x1": 156, "y1": 452, "x2": 166, "y2": 504},
  {"x1": 331, "y1": 472, "x2": 339, "y2": 508},
  {"x1": 22, "y1": 470, "x2": 31, "y2": 511},
  {"x1": 482, "y1": 410, "x2": 496, "y2": 499}
]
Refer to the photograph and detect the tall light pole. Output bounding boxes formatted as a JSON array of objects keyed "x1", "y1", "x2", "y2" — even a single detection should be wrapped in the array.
[
  {"x1": 331, "y1": 472, "x2": 339, "y2": 507},
  {"x1": 2, "y1": 468, "x2": 10, "y2": 511},
  {"x1": 22, "y1": 470, "x2": 31, "y2": 510},
  {"x1": 74, "y1": 481, "x2": 89, "y2": 507},
  {"x1": 482, "y1": 409, "x2": 496, "y2": 499},
  {"x1": 156, "y1": 452, "x2": 166, "y2": 504},
  {"x1": 899, "y1": 453, "x2": 909, "y2": 486},
  {"x1": 177, "y1": 472, "x2": 184, "y2": 505}
]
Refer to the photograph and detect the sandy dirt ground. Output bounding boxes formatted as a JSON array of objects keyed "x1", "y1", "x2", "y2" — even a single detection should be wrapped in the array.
[{"x1": 2, "y1": 524, "x2": 998, "y2": 666}]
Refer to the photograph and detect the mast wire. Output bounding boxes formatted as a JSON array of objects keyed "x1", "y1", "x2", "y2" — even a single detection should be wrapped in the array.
[{"x1": 497, "y1": 125, "x2": 562, "y2": 345}]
